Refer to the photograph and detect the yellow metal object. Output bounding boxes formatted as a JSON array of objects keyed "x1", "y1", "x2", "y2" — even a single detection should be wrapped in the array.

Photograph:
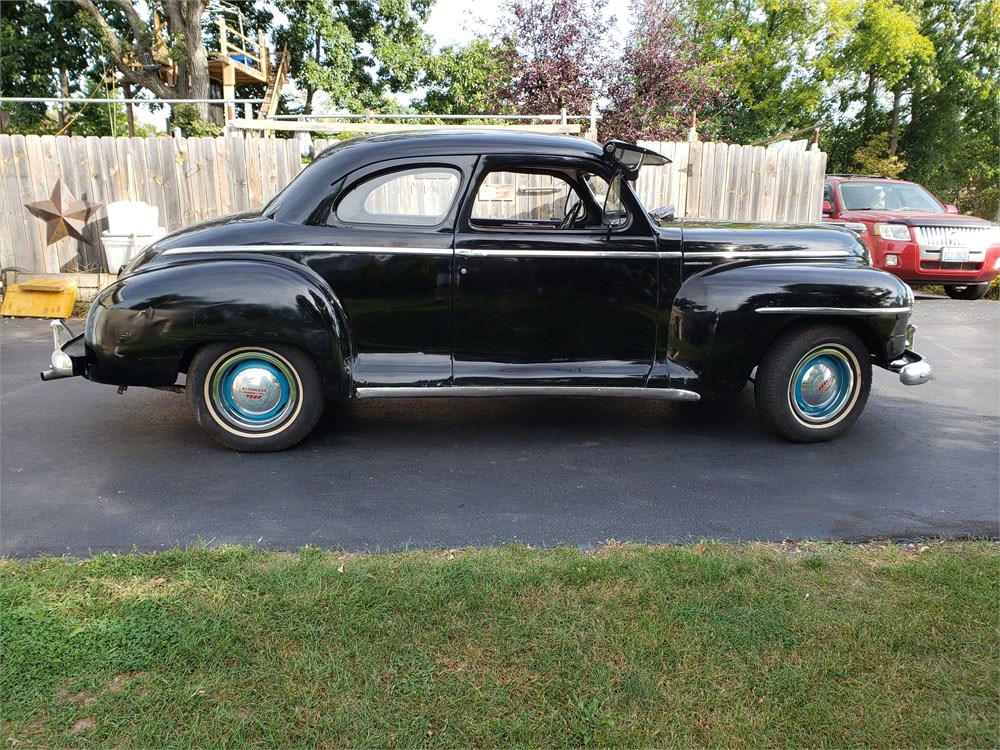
[{"x1": 1, "y1": 279, "x2": 78, "y2": 318}]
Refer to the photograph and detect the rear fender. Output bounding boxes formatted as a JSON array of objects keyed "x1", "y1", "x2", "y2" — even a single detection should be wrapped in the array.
[
  {"x1": 85, "y1": 257, "x2": 353, "y2": 394},
  {"x1": 661, "y1": 262, "x2": 912, "y2": 397}
]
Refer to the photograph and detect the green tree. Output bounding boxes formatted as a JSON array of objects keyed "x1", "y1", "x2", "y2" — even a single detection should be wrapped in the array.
[
  {"x1": 417, "y1": 40, "x2": 513, "y2": 115},
  {"x1": 901, "y1": 0, "x2": 998, "y2": 218},
  {"x1": 0, "y1": 0, "x2": 101, "y2": 132},
  {"x1": 273, "y1": 0, "x2": 435, "y2": 113},
  {"x1": 682, "y1": 0, "x2": 828, "y2": 143},
  {"x1": 822, "y1": 0, "x2": 935, "y2": 151}
]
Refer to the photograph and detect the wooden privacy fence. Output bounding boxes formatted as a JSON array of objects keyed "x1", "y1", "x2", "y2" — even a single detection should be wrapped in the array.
[
  {"x1": 633, "y1": 140, "x2": 827, "y2": 224},
  {"x1": 1, "y1": 134, "x2": 826, "y2": 274},
  {"x1": 0, "y1": 134, "x2": 301, "y2": 274}
]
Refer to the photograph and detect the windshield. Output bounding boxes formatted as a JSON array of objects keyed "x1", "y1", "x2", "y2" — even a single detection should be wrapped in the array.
[{"x1": 838, "y1": 181, "x2": 943, "y2": 212}]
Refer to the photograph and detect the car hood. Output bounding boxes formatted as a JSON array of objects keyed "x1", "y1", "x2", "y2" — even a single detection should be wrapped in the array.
[
  {"x1": 835, "y1": 210, "x2": 992, "y2": 228},
  {"x1": 676, "y1": 219, "x2": 869, "y2": 262}
]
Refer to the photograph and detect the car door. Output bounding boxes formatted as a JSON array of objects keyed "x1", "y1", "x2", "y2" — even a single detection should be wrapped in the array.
[
  {"x1": 452, "y1": 155, "x2": 659, "y2": 386},
  {"x1": 299, "y1": 156, "x2": 477, "y2": 387}
]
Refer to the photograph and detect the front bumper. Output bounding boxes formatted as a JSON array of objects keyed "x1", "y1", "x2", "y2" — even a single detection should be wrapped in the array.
[
  {"x1": 889, "y1": 349, "x2": 932, "y2": 386},
  {"x1": 40, "y1": 320, "x2": 87, "y2": 381},
  {"x1": 871, "y1": 236, "x2": 1000, "y2": 284}
]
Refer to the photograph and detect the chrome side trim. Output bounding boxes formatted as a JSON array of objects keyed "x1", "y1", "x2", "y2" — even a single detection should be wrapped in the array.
[
  {"x1": 163, "y1": 245, "x2": 679, "y2": 260},
  {"x1": 755, "y1": 306, "x2": 911, "y2": 316},
  {"x1": 457, "y1": 249, "x2": 663, "y2": 259},
  {"x1": 685, "y1": 250, "x2": 853, "y2": 260},
  {"x1": 355, "y1": 386, "x2": 701, "y2": 401},
  {"x1": 162, "y1": 244, "x2": 448, "y2": 256}
]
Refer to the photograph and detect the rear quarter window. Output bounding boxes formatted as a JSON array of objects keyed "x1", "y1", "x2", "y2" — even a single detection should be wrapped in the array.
[{"x1": 335, "y1": 167, "x2": 461, "y2": 226}]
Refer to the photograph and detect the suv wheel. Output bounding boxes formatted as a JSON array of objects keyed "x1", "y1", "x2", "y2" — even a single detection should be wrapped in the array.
[{"x1": 945, "y1": 283, "x2": 990, "y2": 300}]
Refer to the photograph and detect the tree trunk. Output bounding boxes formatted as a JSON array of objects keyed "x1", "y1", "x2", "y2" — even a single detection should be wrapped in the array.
[
  {"x1": 171, "y1": 1, "x2": 211, "y2": 116},
  {"x1": 888, "y1": 88, "x2": 902, "y2": 157},
  {"x1": 864, "y1": 68, "x2": 877, "y2": 133},
  {"x1": 304, "y1": 32, "x2": 321, "y2": 115},
  {"x1": 59, "y1": 68, "x2": 69, "y2": 129}
]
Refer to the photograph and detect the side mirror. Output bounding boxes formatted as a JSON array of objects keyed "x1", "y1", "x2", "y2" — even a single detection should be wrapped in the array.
[
  {"x1": 822, "y1": 200, "x2": 834, "y2": 215},
  {"x1": 945, "y1": 204, "x2": 960, "y2": 214},
  {"x1": 651, "y1": 204, "x2": 676, "y2": 223}
]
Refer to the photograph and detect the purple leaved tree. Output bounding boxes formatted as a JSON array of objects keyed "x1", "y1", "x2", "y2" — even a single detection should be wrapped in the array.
[
  {"x1": 601, "y1": 0, "x2": 726, "y2": 142},
  {"x1": 491, "y1": 0, "x2": 613, "y2": 115}
]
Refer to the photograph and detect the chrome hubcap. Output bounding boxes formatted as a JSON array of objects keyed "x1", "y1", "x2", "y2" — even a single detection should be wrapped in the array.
[
  {"x1": 788, "y1": 346, "x2": 856, "y2": 425},
  {"x1": 209, "y1": 350, "x2": 299, "y2": 433},
  {"x1": 229, "y1": 367, "x2": 284, "y2": 416}
]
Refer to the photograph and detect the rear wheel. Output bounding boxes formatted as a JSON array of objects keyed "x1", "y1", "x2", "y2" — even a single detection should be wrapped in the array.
[
  {"x1": 944, "y1": 283, "x2": 990, "y2": 300},
  {"x1": 187, "y1": 343, "x2": 324, "y2": 451},
  {"x1": 754, "y1": 324, "x2": 871, "y2": 442}
]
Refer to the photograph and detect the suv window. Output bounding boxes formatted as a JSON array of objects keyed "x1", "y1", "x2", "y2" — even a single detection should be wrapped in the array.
[
  {"x1": 839, "y1": 181, "x2": 943, "y2": 212},
  {"x1": 335, "y1": 167, "x2": 461, "y2": 226},
  {"x1": 471, "y1": 170, "x2": 603, "y2": 229},
  {"x1": 823, "y1": 183, "x2": 834, "y2": 205}
]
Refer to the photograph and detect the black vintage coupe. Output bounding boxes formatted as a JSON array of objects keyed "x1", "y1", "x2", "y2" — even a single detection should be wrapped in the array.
[{"x1": 43, "y1": 131, "x2": 931, "y2": 451}]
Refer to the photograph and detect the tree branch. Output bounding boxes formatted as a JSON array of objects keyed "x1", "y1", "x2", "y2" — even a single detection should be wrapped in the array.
[
  {"x1": 71, "y1": 0, "x2": 124, "y2": 59},
  {"x1": 107, "y1": 0, "x2": 148, "y2": 47},
  {"x1": 70, "y1": 0, "x2": 172, "y2": 99}
]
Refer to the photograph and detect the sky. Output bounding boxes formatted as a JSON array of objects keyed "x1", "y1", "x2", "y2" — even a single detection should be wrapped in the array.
[{"x1": 424, "y1": 0, "x2": 631, "y2": 53}]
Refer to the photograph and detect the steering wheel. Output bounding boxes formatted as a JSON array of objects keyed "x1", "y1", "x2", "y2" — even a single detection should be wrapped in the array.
[{"x1": 559, "y1": 200, "x2": 583, "y2": 229}]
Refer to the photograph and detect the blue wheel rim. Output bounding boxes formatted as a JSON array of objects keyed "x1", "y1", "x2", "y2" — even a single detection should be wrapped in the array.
[
  {"x1": 208, "y1": 350, "x2": 299, "y2": 433},
  {"x1": 788, "y1": 346, "x2": 857, "y2": 425}
]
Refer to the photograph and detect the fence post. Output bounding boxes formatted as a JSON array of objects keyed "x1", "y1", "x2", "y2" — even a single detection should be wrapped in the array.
[
  {"x1": 688, "y1": 113, "x2": 699, "y2": 143},
  {"x1": 586, "y1": 100, "x2": 598, "y2": 141}
]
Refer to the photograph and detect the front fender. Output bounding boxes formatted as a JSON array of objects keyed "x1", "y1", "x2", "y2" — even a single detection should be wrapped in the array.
[
  {"x1": 85, "y1": 257, "x2": 352, "y2": 394},
  {"x1": 663, "y1": 262, "x2": 912, "y2": 397}
]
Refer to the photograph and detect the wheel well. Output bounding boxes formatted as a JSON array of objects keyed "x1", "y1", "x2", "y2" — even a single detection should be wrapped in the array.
[
  {"x1": 178, "y1": 340, "x2": 321, "y2": 374},
  {"x1": 766, "y1": 317, "x2": 888, "y2": 368}
]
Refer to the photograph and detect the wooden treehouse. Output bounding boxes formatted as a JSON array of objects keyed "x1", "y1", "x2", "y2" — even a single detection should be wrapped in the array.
[{"x1": 208, "y1": 17, "x2": 289, "y2": 124}]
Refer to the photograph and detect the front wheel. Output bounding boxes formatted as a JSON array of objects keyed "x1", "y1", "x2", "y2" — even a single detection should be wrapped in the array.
[
  {"x1": 187, "y1": 343, "x2": 324, "y2": 451},
  {"x1": 944, "y1": 283, "x2": 990, "y2": 300},
  {"x1": 754, "y1": 325, "x2": 872, "y2": 442}
]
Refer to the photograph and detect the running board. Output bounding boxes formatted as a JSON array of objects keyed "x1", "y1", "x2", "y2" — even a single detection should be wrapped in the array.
[{"x1": 355, "y1": 386, "x2": 700, "y2": 401}]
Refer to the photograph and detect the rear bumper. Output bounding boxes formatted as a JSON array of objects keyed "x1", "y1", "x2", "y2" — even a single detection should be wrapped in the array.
[{"x1": 40, "y1": 320, "x2": 87, "y2": 381}]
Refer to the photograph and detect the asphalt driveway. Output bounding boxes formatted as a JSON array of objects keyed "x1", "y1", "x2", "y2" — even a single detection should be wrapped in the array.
[{"x1": 2, "y1": 294, "x2": 997, "y2": 557}]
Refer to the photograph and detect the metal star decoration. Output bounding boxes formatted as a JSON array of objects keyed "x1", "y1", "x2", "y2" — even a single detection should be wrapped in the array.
[{"x1": 25, "y1": 181, "x2": 101, "y2": 246}]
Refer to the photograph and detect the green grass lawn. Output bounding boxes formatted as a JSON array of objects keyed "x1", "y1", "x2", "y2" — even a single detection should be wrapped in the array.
[{"x1": 2, "y1": 542, "x2": 997, "y2": 748}]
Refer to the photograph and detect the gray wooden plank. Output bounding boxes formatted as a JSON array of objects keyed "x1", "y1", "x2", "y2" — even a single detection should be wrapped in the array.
[
  {"x1": 157, "y1": 136, "x2": 181, "y2": 230},
  {"x1": 17, "y1": 135, "x2": 52, "y2": 271},
  {"x1": 0, "y1": 136, "x2": 32, "y2": 270}
]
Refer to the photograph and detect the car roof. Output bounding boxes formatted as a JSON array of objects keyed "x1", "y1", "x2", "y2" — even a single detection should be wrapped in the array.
[
  {"x1": 269, "y1": 130, "x2": 609, "y2": 224},
  {"x1": 315, "y1": 129, "x2": 605, "y2": 163},
  {"x1": 825, "y1": 175, "x2": 912, "y2": 185}
]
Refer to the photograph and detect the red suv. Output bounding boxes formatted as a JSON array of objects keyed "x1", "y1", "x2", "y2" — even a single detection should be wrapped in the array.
[{"x1": 823, "y1": 175, "x2": 1000, "y2": 299}]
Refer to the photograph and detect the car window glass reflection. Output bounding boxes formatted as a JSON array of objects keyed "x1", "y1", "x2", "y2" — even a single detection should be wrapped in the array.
[
  {"x1": 334, "y1": 167, "x2": 460, "y2": 226},
  {"x1": 471, "y1": 170, "x2": 586, "y2": 227}
]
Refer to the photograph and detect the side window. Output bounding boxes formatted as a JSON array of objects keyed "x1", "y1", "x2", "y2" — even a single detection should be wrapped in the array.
[
  {"x1": 823, "y1": 183, "x2": 834, "y2": 204},
  {"x1": 335, "y1": 167, "x2": 461, "y2": 226},
  {"x1": 471, "y1": 171, "x2": 581, "y2": 226}
]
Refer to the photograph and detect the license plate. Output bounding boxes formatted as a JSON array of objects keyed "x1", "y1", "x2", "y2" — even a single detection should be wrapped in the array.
[{"x1": 941, "y1": 247, "x2": 969, "y2": 263}]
